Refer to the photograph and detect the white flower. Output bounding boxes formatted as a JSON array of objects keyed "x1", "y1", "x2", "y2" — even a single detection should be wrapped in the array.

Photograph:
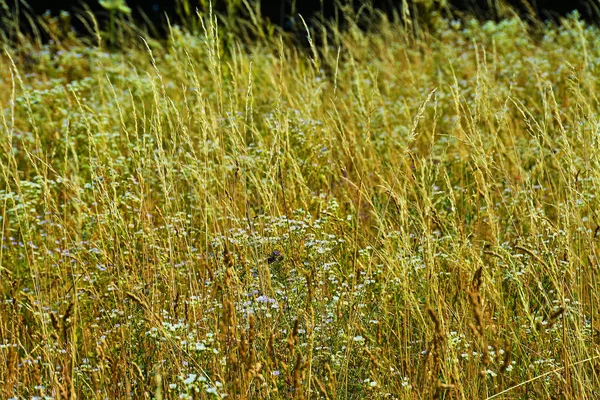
[{"x1": 183, "y1": 374, "x2": 197, "y2": 385}]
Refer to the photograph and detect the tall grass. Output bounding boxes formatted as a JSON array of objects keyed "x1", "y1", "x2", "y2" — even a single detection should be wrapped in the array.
[{"x1": 0, "y1": 5, "x2": 599, "y2": 399}]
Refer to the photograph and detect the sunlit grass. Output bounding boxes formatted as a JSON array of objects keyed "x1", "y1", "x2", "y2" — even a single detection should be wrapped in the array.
[{"x1": 1, "y1": 5, "x2": 599, "y2": 399}]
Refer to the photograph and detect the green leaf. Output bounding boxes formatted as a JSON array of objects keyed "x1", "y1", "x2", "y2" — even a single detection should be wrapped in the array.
[{"x1": 98, "y1": 0, "x2": 132, "y2": 14}]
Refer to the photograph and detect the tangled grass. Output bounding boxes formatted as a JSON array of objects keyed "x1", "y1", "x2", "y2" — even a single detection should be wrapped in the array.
[{"x1": 1, "y1": 6, "x2": 599, "y2": 399}]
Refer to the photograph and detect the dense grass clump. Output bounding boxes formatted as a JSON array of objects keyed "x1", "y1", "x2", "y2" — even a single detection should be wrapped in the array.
[{"x1": 1, "y1": 7, "x2": 599, "y2": 399}]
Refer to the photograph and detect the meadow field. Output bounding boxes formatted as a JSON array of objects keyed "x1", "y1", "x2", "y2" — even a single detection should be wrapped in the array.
[{"x1": 0, "y1": 4, "x2": 599, "y2": 399}]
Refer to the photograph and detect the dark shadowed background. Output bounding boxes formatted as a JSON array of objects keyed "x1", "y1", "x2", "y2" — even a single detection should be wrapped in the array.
[{"x1": 4, "y1": 0, "x2": 600, "y2": 39}]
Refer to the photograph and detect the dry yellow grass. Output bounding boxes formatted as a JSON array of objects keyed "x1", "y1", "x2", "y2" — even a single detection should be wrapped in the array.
[{"x1": 0, "y1": 4, "x2": 599, "y2": 399}]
